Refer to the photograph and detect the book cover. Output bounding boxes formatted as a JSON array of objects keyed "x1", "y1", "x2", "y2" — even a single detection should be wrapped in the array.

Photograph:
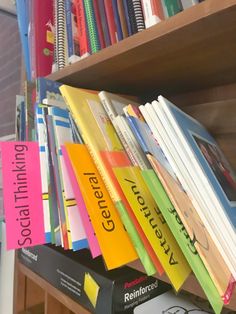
[
  {"x1": 100, "y1": 150, "x2": 163, "y2": 275},
  {"x1": 142, "y1": 166, "x2": 224, "y2": 313},
  {"x1": 156, "y1": 97, "x2": 236, "y2": 278},
  {"x1": 15, "y1": 0, "x2": 31, "y2": 81},
  {"x1": 59, "y1": 85, "x2": 158, "y2": 275},
  {"x1": 113, "y1": 165, "x2": 191, "y2": 291},
  {"x1": 46, "y1": 115, "x2": 67, "y2": 248},
  {"x1": 55, "y1": 0, "x2": 68, "y2": 69},
  {"x1": 62, "y1": 143, "x2": 138, "y2": 270},
  {"x1": 1, "y1": 142, "x2": 45, "y2": 249},
  {"x1": 30, "y1": 0, "x2": 54, "y2": 79},
  {"x1": 124, "y1": 104, "x2": 234, "y2": 301},
  {"x1": 36, "y1": 78, "x2": 66, "y2": 109},
  {"x1": 35, "y1": 106, "x2": 52, "y2": 244},
  {"x1": 140, "y1": 100, "x2": 236, "y2": 297},
  {"x1": 62, "y1": 144, "x2": 101, "y2": 257}
]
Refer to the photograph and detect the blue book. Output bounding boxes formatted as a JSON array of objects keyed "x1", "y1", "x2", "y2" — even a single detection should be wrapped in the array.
[
  {"x1": 15, "y1": 0, "x2": 31, "y2": 81},
  {"x1": 112, "y1": 0, "x2": 123, "y2": 41},
  {"x1": 36, "y1": 78, "x2": 66, "y2": 108},
  {"x1": 97, "y1": 0, "x2": 111, "y2": 47},
  {"x1": 122, "y1": 0, "x2": 132, "y2": 36},
  {"x1": 65, "y1": 0, "x2": 74, "y2": 57}
]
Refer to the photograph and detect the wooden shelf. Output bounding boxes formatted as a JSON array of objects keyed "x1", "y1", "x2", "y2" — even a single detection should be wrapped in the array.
[
  {"x1": 18, "y1": 262, "x2": 90, "y2": 314},
  {"x1": 48, "y1": 0, "x2": 236, "y2": 97}
]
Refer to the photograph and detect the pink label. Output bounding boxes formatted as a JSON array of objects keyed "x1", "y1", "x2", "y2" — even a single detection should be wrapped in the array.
[{"x1": 1, "y1": 142, "x2": 45, "y2": 249}]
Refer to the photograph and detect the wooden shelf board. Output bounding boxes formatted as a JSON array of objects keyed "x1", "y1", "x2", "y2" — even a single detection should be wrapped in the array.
[
  {"x1": 129, "y1": 260, "x2": 236, "y2": 311},
  {"x1": 18, "y1": 263, "x2": 90, "y2": 314},
  {"x1": 48, "y1": 0, "x2": 236, "y2": 96}
]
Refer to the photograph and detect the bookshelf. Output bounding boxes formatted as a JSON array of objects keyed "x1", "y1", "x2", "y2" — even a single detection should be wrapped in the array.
[{"x1": 16, "y1": 0, "x2": 236, "y2": 312}]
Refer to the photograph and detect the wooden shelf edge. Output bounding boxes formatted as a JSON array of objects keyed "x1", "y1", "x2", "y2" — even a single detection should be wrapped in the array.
[
  {"x1": 129, "y1": 260, "x2": 236, "y2": 311},
  {"x1": 18, "y1": 263, "x2": 90, "y2": 314}
]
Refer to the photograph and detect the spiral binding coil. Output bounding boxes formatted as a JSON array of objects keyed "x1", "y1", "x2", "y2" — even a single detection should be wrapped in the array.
[
  {"x1": 57, "y1": 0, "x2": 66, "y2": 69},
  {"x1": 132, "y1": 0, "x2": 145, "y2": 32}
]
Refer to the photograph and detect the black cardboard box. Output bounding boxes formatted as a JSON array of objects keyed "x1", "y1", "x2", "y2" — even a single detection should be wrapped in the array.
[{"x1": 18, "y1": 245, "x2": 171, "y2": 314}]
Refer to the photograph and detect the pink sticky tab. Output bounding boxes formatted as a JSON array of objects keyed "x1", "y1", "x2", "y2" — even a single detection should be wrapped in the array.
[{"x1": 1, "y1": 142, "x2": 45, "y2": 249}]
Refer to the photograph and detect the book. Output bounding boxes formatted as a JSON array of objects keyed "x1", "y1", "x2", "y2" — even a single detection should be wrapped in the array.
[
  {"x1": 93, "y1": 0, "x2": 106, "y2": 49},
  {"x1": 122, "y1": 0, "x2": 133, "y2": 36},
  {"x1": 65, "y1": 0, "x2": 81, "y2": 64},
  {"x1": 124, "y1": 104, "x2": 234, "y2": 301},
  {"x1": 96, "y1": 0, "x2": 111, "y2": 47},
  {"x1": 55, "y1": 0, "x2": 68, "y2": 69},
  {"x1": 117, "y1": 0, "x2": 129, "y2": 38},
  {"x1": 127, "y1": 0, "x2": 138, "y2": 34},
  {"x1": 83, "y1": 0, "x2": 101, "y2": 53},
  {"x1": 35, "y1": 106, "x2": 52, "y2": 244},
  {"x1": 140, "y1": 100, "x2": 236, "y2": 286},
  {"x1": 104, "y1": 0, "x2": 118, "y2": 44},
  {"x1": 162, "y1": 0, "x2": 182, "y2": 17},
  {"x1": 141, "y1": 0, "x2": 164, "y2": 28},
  {"x1": 112, "y1": 0, "x2": 123, "y2": 41},
  {"x1": 62, "y1": 144, "x2": 101, "y2": 257},
  {"x1": 15, "y1": 0, "x2": 31, "y2": 81},
  {"x1": 74, "y1": 0, "x2": 90, "y2": 57},
  {"x1": 62, "y1": 143, "x2": 137, "y2": 270},
  {"x1": 59, "y1": 85, "x2": 158, "y2": 275},
  {"x1": 132, "y1": 0, "x2": 145, "y2": 32},
  {"x1": 113, "y1": 165, "x2": 191, "y2": 292},
  {"x1": 156, "y1": 97, "x2": 236, "y2": 278},
  {"x1": 29, "y1": 0, "x2": 54, "y2": 79}
]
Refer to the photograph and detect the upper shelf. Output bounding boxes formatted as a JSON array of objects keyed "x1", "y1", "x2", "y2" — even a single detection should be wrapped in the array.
[{"x1": 48, "y1": 0, "x2": 236, "y2": 97}]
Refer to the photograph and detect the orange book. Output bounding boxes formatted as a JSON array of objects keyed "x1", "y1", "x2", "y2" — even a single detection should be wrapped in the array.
[{"x1": 64, "y1": 143, "x2": 137, "y2": 270}]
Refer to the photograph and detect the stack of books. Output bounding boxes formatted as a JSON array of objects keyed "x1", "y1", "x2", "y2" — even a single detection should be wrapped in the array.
[
  {"x1": 2, "y1": 77, "x2": 235, "y2": 313},
  {"x1": 15, "y1": 0, "x2": 204, "y2": 80}
]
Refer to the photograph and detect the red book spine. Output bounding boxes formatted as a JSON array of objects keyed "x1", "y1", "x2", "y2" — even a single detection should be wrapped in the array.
[
  {"x1": 33, "y1": 0, "x2": 54, "y2": 78},
  {"x1": 74, "y1": 0, "x2": 90, "y2": 56},
  {"x1": 104, "y1": 0, "x2": 118, "y2": 45},
  {"x1": 93, "y1": 0, "x2": 106, "y2": 49}
]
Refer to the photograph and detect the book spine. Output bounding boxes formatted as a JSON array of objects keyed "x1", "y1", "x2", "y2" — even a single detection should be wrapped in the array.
[
  {"x1": 162, "y1": 0, "x2": 182, "y2": 17},
  {"x1": 97, "y1": 0, "x2": 111, "y2": 47},
  {"x1": 112, "y1": 0, "x2": 123, "y2": 41},
  {"x1": 65, "y1": 0, "x2": 74, "y2": 57},
  {"x1": 74, "y1": 0, "x2": 90, "y2": 57},
  {"x1": 141, "y1": 0, "x2": 162, "y2": 28},
  {"x1": 117, "y1": 0, "x2": 129, "y2": 38},
  {"x1": 83, "y1": 0, "x2": 101, "y2": 53},
  {"x1": 93, "y1": 0, "x2": 106, "y2": 49},
  {"x1": 132, "y1": 0, "x2": 145, "y2": 32},
  {"x1": 104, "y1": 0, "x2": 118, "y2": 44},
  {"x1": 127, "y1": 0, "x2": 138, "y2": 34}
]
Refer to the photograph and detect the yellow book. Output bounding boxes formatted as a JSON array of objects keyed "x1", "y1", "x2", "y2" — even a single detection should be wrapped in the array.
[
  {"x1": 59, "y1": 85, "x2": 159, "y2": 275},
  {"x1": 114, "y1": 165, "x2": 191, "y2": 291},
  {"x1": 64, "y1": 143, "x2": 137, "y2": 269}
]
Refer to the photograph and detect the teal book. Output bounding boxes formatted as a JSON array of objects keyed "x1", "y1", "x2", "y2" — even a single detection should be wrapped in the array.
[
  {"x1": 83, "y1": 0, "x2": 101, "y2": 53},
  {"x1": 162, "y1": 0, "x2": 182, "y2": 17}
]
